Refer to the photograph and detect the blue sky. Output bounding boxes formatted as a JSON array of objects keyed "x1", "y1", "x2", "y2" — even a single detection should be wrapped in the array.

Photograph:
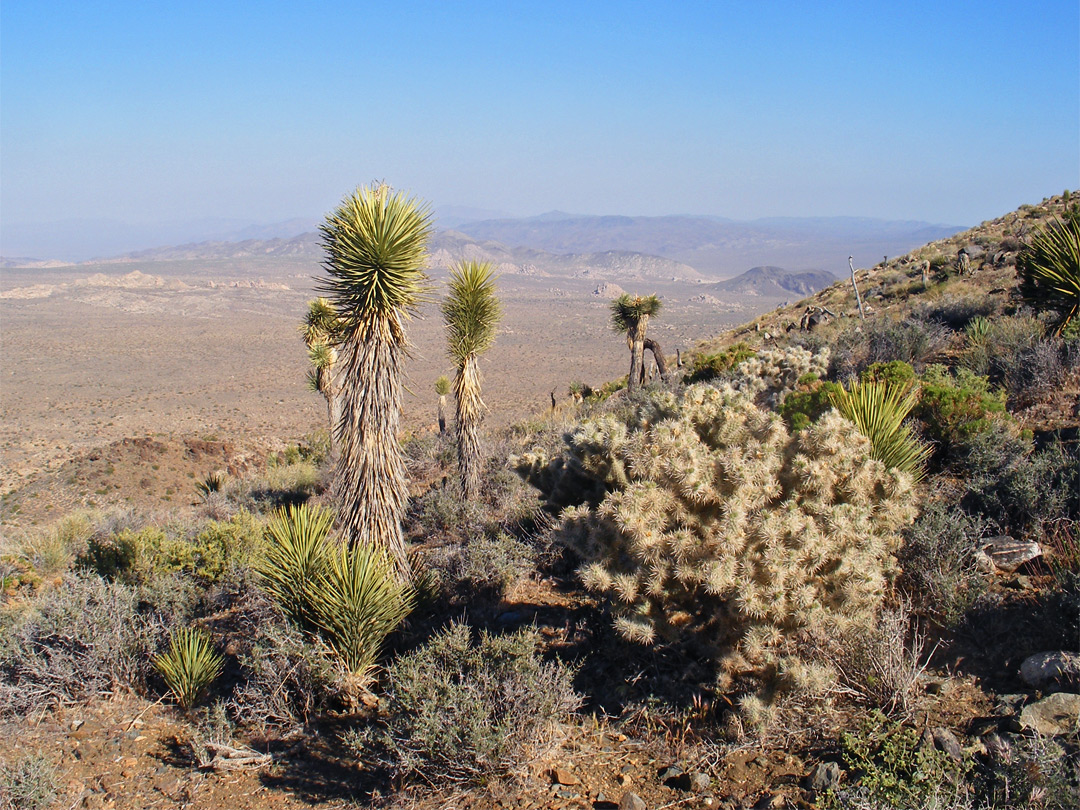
[{"x1": 2, "y1": 1, "x2": 1078, "y2": 256}]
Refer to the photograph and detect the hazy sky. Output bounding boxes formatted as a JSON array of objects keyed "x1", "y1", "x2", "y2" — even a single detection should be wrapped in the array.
[{"x1": 3, "y1": 0, "x2": 1078, "y2": 251}]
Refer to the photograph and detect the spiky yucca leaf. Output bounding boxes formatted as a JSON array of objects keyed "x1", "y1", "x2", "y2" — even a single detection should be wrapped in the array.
[
  {"x1": 1018, "y1": 215, "x2": 1080, "y2": 335},
  {"x1": 309, "y1": 543, "x2": 415, "y2": 678},
  {"x1": 829, "y1": 380, "x2": 930, "y2": 482},
  {"x1": 153, "y1": 627, "x2": 224, "y2": 709},
  {"x1": 319, "y1": 185, "x2": 433, "y2": 330},
  {"x1": 443, "y1": 261, "x2": 502, "y2": 363},
  {"x1": 256, "y1": 504, "x2": 334, "y2": 628},
  {"x1": 434, "y1": 374, "x2": 451, "y2": 397}
]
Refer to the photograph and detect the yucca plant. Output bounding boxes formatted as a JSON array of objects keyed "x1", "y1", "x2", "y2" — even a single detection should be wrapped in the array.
[
  {"x1": 611, "y1": 293, "x2": 662, "y2": 393},
  {"x1": 195, "y1": 470, "x2": 228, "y2": 499},
  {"x1": 153, "y1": 627, "x2": 224, "y2": 709},
  {"x1": 256, "y1": 504, "x2": 334, "y2": 629},
  {"x1": 319, "y1": 184, "x2": 433, "y2": 578},
  {"x1": 442, "y1": 261, "x2": 502, "y2": 501},
  {"x1": 309, "y1": 543, "x2": 415, "y2": 679},
  {"x1": 435, "y1": 375, "x2": 451, "y2": 434},
  {"x1": 830, "y1": 379, "x2": 930, "y2": 482},
  {"x1": 1018, "y1": 215, "x2": 1080, "y2": 336}
]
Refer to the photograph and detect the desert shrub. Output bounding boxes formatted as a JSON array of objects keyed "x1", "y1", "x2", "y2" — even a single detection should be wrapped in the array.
[
  {"x1": 961, "y1": 426, "x2": 1079, "y2": 533},
  {"x1": 0, "y1": 753, "x2": 58, "y2": 810},
  {"x1": 898, "y1": 500, "x2": 987, "y2": 625},
  {"x1": 962, "y1": 315, "x2": 1067, "y2": 406},
  {"x1": 255, "y1": 505, "x2": 413, "y2": 680},
  {"x1": 827, "y1": 712, "x2": 968, "y2": 809},
  {"x1": 778, "y1": 376, "x2": 843, "y2": 431},
  {"x1": 684, "y1": 342, "x2": 756, "y2": 384},
  {"x1": 915, "y1": 295, "x2": 999, "y2": 331},
  {"x1": 859, "y1": 360, "x2": 917, "y2": 389},
  {"x1": 972, "y1": 731, "x2": 1080, "y2": 810},
  {"x1": 8, "y1": 513, "x2": 94, "y2": 580},
  {"x1": 522, "y1": 383, "x2": 917, "y2": 712},
  {"x1": 77, "y1": 516, "x2": 251, "y2": 587},
  {"x1": 351, "y1": 622, "x2": 580, "y2": 784},
  {"x1": 153, "y1": 626, "x2": 224, "y2": 709},
  {"x1": 0, "y1": 575, "x2": 162, "y2": 715},
  {"x1": 228, "y1": 595, "x2": 340, "y2": 727},
  {"x1": 832, "y1": 601, "x2": 930, "y2": 716},
  {"x1": 915, "y1": 365, "x2": 1007, "y2": 457},
  {"x1": 426, "y1": 532, "x2": 537, "y2": 600},
  {"x1": 831, "y1": 317, "x2": 949, "y2": 380},
  {"x1": 251, "y1": 460, "x2": 323, "y2": 508}
]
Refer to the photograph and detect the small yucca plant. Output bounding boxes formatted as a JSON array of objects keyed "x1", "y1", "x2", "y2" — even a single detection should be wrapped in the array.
[
  {"x1": 153, "y1": 627, "x2": 224, "y2": 709},
  {"x1": 256, "y1": 504, "x2": 334, "y2": 629},
  {"x1": 195, "y1": 470, "x2": 228, "y2": 498},
  {"x1": 1018, "y1": 215, "x2": 1080, "y2": 336},
  {"x1": 830, "y1": 379, "x2": 930, "y2": 482},
  {"x1": 309, "y1": 544, "x2": 415, "y2": 679}
]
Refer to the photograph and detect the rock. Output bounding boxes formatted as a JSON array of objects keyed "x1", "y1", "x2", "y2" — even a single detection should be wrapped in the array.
[
  {"x1": 551, "y1": 767, "x2": 580, "y2": 785},
  {"x1": 932, "y1": 727, "x2": 964, "y2": 762},
  {"x1": 689, "y1": 771, "x2": 711, "y2": 793},
  {"x1": 619, "y1": 792, "x2": 647, "y2": 810},
  {"x1": 753, "y1": 794, "x2": 784, "y2": 809},
  {"x1": 1020, "y1": 651, "x2": 1080, "y2": 690},
  {"x1": 980, "y1": 535, "x2": 1041, "y2": 573},
  {"x1": 805, "y1": 761, "x2": 842, "y2": 791},
  {"x1": 1019, "y1": 692, "x2": 1080, "y2": 736}
]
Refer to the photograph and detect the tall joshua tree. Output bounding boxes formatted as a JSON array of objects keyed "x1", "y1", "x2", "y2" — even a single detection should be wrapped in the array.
[
  {"x1": 442, "y1": 260, "x2": 501, "y2": 501},
  {"x1": 301, "y1": 297, "x2": 343, "y2": 452},
  {"x1": 611, "y1": 293, "x2": 662, "y2": 393},
  {"x1": 319, "y1": 184, "x2": 433, "y2": 578}
]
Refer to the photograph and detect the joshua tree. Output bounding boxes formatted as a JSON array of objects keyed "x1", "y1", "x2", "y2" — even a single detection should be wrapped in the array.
[
  {"x1": 442, "y1": 260, "x2": 501, "y2": 501},
  {"x1": 318, "y1": 184, "x2": 433, "y2": 578},
  {"x1": 301, "y1": 297, "x2": 343, "y2": 451},
  {"x1": 434, "y1": 375, "x2": 450, "y2": 434},
  {"x1": 610, "y1": 293, "x2": 662, "y2": 393}
]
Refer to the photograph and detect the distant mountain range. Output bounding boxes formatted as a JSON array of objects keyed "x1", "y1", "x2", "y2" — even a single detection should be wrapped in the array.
[
  {"x1": 452, "y1": 212, "x2": 961, "y2": 276},
  {"x1": 2, "y1": 212, "x2": 963, "y2": 283}
]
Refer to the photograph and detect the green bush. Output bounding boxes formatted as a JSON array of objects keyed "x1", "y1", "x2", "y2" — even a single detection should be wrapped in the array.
[
  {"x1": 778, "y1": 376, "x2": 843, "y2": 431},
  {"x1": 684, "y1": 342, "x2": 755, "y2": 383},
  {"x1": 153, "y1": 626, "x2": 224, "y2": 709},
  {"x1": 352, "y1": 622, "x2": 580, "y2": 784},
  {"x1": 829, "y1": 712, "x2": 967, "y2": 809},
  {"x1": 915, "y1": 365, "x2": 1007, "y2": 457}
]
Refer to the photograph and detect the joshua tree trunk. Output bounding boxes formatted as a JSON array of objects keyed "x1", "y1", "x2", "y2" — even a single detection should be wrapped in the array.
[
  {"x1": 643, "y1": 337, "x2": 670, "y2": 383},
  {"x1": 848, "y1": 256, "x2": 866, "y2": 320},
  {"x1": 455, "y1": 354, "x2": 485, "y2": 501},
  {"x1": 333, "y1": 314, "x2": 410, "y2": 579},
  {"x1": 437, "y1": 394, "x2": 447, "y2": 434},
  {"x1": 627, "y1": 318, "x2": 649, "y2": 393}
]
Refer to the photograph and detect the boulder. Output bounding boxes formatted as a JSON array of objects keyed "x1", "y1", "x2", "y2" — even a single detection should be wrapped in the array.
[
  {"x1": 1018, "y1": 693, "x2": 1080, "y2": 736},
  {"x1": 979, "y1": 535, "x2": 1041, "y2": 573},
  {"x1": 1020, "y1": 651, "x2": 1080, "y2": 690}
]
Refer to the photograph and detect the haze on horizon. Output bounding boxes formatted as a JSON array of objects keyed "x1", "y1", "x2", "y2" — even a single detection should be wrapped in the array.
[{"x1": 2, "y1": 1, "x2": 1077, "y2": 261}]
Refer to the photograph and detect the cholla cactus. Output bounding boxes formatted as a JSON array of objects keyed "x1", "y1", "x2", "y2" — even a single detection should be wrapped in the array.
[
  {"x1": 733, "y1": 345, "x2": 830, "y2": 408},
  {"x1": 542, "y1": 379, "x2": 916, "y2": 708}
]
